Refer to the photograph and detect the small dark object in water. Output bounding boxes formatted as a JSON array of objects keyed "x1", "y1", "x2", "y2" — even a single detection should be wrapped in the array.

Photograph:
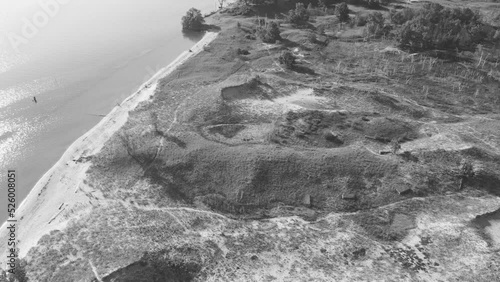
[{"x1": 33, "y1": 96, "x2": 37, "y2": 103}]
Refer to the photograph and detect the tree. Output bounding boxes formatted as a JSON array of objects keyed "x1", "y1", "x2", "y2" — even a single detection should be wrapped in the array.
[
  {"x1": 287, "y1": 3, "x2": 309, "y2": 25},
  {"x1": 295, "y1": 3, "x2": 309, "y2": 22},
  {"x1": 318, "y1": 0, "x2": 327, "y2": 9},
  {"x1": 267, "y1": 22, "x2": 281, "y2": 41},
  {"x1": 0, "y1": 269, "x2": 7, "y2": 282},
  {"x1": 12, "y1": 258, "x2": 28, "y2": 282},
  {"x1": 217, "y1": 0, "x2": 226, "y2": 9},
  {"x1": 335, "y1": 2, "x2": 350, "y2": 23},
  {"x1": 181, "y1": 8, "x2": 205, "y2": 31},
  {"x1": 0, "y1": 256, "x2": 29, "y2": 282},
  {"x1": 365, "y1": 12, "x2": 388, "y2": 38},
  {"x1": 396, "y1": 4, "x2": 489, "y2": 52}
]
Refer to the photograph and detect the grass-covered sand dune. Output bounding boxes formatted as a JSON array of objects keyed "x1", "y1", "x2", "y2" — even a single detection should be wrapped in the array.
[{"x1": 4, "y1": 0, "x2": 500, "y2": 281}]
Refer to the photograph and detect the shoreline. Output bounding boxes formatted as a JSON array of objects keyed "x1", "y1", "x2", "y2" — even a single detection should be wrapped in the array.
[{"x1": 0, "y1": 31, "x2": 219, "y2": 261}]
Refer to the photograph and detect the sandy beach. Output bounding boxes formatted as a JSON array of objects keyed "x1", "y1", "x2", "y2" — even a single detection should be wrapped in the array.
[{"x1": 0, "y1": 31, "x2": 218, "y2": 261}]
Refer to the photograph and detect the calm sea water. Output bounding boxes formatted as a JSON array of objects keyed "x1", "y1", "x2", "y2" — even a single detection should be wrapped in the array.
[{"x1": 0, "y1": 0, "x2": 217, "y2": 223}]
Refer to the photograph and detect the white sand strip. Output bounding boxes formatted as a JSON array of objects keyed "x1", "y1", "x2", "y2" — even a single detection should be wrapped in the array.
[{"x1": 0, "y1": 32, "x2": 218, "y2": 260}]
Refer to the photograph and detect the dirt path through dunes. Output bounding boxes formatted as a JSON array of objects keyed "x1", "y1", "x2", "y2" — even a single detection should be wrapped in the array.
[{"x1": 128, "y1": 203, "x2": 231, "y2": 233}]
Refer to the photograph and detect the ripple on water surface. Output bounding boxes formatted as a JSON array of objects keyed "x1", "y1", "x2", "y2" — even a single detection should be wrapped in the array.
[
  {"x1": 0, "y1": 78, "x2": 59, "y2": 109},
  {"x1": 0, "y1": 113, "x2": 56, "y2": 168}
]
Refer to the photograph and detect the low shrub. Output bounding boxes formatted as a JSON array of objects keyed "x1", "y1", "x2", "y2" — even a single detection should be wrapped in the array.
[
  {"x1": 390, "y1": 8, "x2": 416, "y2": 25},
  {"x1": 317, "y1": 25, "x2": 325, "y2": 35},
  {"x1": 237, "y1": 48, "x2": 250, "y2": 55},
  {"x1": 365, "y1": 12, "x2": 390, "y2": 38},
  {"x1": 225, "y1": 2, "x2": 255, "y2": 16},
  {"x1": 355, "y1": 14, "x2": 367, "y2": 26},
  {"x1": 346, "y1": 0, "x2": 387, "y2": 9},
  {"x1": 245, "y1": 34, "x2": 257, "y2": 40},
  {"x1": 256, "y1": 21, "x2": 281, "y2": 43},
  {"x1": 278, "y1": 51, "x2": 296, "y2": 69}
]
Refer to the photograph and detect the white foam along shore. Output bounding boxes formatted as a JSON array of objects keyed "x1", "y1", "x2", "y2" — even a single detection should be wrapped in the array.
[{"x1": 0, "y1": 31, "x2": 219, "y2": 262}]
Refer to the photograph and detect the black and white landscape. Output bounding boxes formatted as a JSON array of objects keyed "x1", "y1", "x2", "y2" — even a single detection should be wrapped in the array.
[{"x1": 1, "y1": 0, "x2": 500, "y2": 281}]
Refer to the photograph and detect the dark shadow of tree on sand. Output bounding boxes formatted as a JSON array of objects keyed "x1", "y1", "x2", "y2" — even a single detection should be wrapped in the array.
[{"x1": 182, "y1": 24, "x2": 221, "y2": 43}]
